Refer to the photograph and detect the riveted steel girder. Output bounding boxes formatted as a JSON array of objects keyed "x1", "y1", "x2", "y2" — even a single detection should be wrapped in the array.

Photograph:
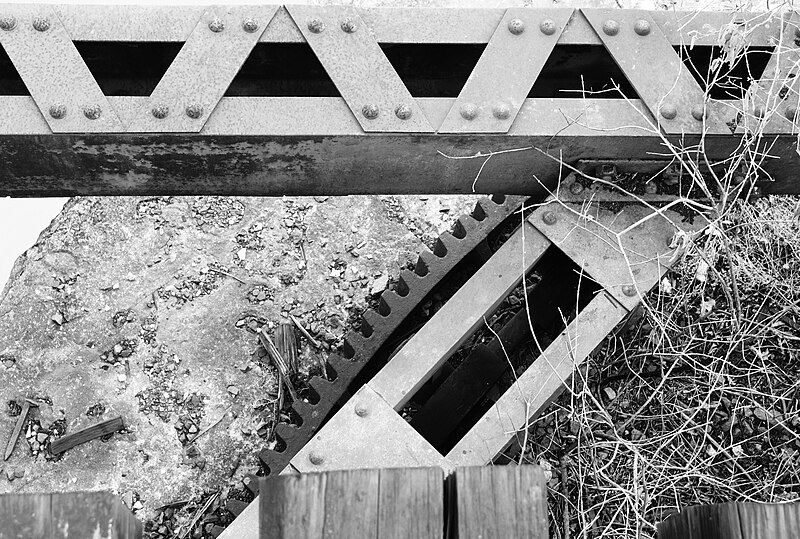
[{"x1": 0, "y1": 5, "x2": 798, "y2": 195}]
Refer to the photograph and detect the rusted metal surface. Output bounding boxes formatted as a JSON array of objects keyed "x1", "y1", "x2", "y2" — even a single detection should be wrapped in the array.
[{"x1": 438, "y1": 8, "x2": 573, "y2": 133}]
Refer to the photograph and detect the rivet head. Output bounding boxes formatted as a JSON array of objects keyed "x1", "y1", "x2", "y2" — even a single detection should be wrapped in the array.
[
  {"x1": 644, "y1": 181, "x2": 658, "y2": 194},
  {"x1": 569, "y1": 182, "x2": 584, "y2": 195},
  {"x1": 340, "y1": 19, "x2": 357, "y2": 33},
  {"x1": 691, "y1": 104, "x2": 706, "y2": 121},
  {"x1": 754, "y1": 106, "x2": 765, "y2": 119},
  {"x1": 362, "y1": 104, "x2": 379, "y2": 120},
  {"x1": 355, "y1": 404, "x2": 369, "y2": 417},
  {"x1": 603, "y1": 20, "x2": 620, "y2": 36},
  {"x1": 539, "y1": 19, "x2": 556, "y2": 35},
  {"x1": 541, "y1": 211, "x2": 557, "y2": 225},
  {"x1": 394, "y1": 103, "x2": 412, "y2": 120},
  {"x1": 308, "y1": 17, "x2": 325, "y2": 33},
  {"x1": 508, "y1": 18, "x2": 525, "y2": 35},
  {"x1": 242, "y1": 18, "x2": 258, "y2": 33},
  {"x1": 208, "y1": 18, "x2": 224, "y2": 32},
  {"x1": 492, "y1": 103, "x2": 511, "y2": 120},
  {"x1": 185, "y1": 104, "x2": 204, "y2": 119},
  {"x1": 660, "y1": 104, "x2": 678, "y2": 120},
  {"x1": 795, "y1": 27, "x2": 800, "y2": 39},
  {"x1": 634, "y1": 19, "x2": 651, "y2": 36},
  {"x1": 32, "y1": 17, "x2": 50, "y2": 32},
  {"x1": 83, "y1": 104, "x2": 101, "y2": 120},
  {"x1": 48, "y1": 104, "x2": 66, "y2": 119},
  {"x1": 0, "y1": 16, "x2": 16, "y2": 31},
  {"x1": 622, "y1": 285, "x2": 636, "y2": 297},
  {"x1": 309, "y1": 451, "x2": 324, "y2": 465},
  {"x1": 786, "y1": 107, "x2": 797, "y2": 121},
  {"x1": 460, "y1": 103, "x2": 478, "y2": 120},
  {"x1": 151, "y1": 105, "x2": 169, "y2": 119}
]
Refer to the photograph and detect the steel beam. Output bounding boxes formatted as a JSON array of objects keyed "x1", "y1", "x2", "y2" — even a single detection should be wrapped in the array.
[{"x1": 0, "y1": 6, "x2": 797, "y2": 195}]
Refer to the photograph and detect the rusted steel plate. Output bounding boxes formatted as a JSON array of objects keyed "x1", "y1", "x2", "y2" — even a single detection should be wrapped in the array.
[
  {"x1": 439, "y1": 8, "x2": 574, "y2": 133},
  {"x1": 128, "y1": 5, "x2": 278, "y2": 133},
  {"x1": 291, "y1": 385, "x2": 453, "y2": 473},
  {"x1": 0, "y1": 4, "x2": 123, "y2": 133},
  {"x1": 285, "y1": 5, "x2": 434, "y2": 133},
  {"x1": 582, "y1": 9, "x2": 729, "y2": 135},
  {"x1": 529, "y1": 190, "x2": 707, "y2": 311},
  {"x1": 447, "y1": 291, "x2": 627, "y2": 466},
  {"x1": 367, "y1": 220, "x2": 551, "y2": 410}
]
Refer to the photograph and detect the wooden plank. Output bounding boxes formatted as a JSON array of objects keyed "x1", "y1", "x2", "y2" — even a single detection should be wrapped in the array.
[
  {"x1": 261, "y1": 473, "x2": 327, "y2": 539},
  {"x1": 291, "y1": 385, "x2": 453, "y2": 473},
  {"x1": 738, "y1": 502, "x2": 800, "y2": 539},
  {"x1": 322, "y1": 469, "x2": 380, "y2": 539},
  {"x1": 456, "y1": 466, "x2": 547, "y2": 539},
  {"x1": 0, "y1": 494, "x2": 51, "y2": 539},
  {"x1": 51, "y1": 492, "x2": 141, "y2": 539},
  {"x1": 448, "y1": 292, "x2": 627, "y2": 466},
  {"x1": 658, "y1": 503, "x2": 743, "y2": 539},
  {"x1": 369, "y1": 219, "x2": 551, "y2": 410},
  {"x1": 377, "y1": 468, "x2": 443, "y2": 539},
  {"x1": 49, "y1": 416, "x2": 125, "y2": 455}
]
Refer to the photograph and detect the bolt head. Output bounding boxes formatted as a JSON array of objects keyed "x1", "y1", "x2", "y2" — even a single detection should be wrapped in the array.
[
  {"x1": 541, "y1": 211, "x2": 557, "y2": 225},
  {"x1": 660, "y1": 104, "x2": 678, "y2": 120},
  {"x1": 362, "y1": 104, "x2": 379, "y2": 120},
  {"x1": 83, "y1": 104, "x2": 101, "y2": 120},
  {"x1": 208, "y1": 18, "x2": 224, "y2": 32},
  {"x1": 355, "y1": 404, "x2": 369, "y2": 417},
  {"x1": 691, "y1": 104, "x2": 707, "y2": 121},
  {"x1": 152, "y1": 105, "x2": 169, "y2": 119},
  {"x1": 634, "y1": 19, "x2": 651, "y2": 36},
  {"x1": 340, "y1": 19, "x2": 357, "y2": 33},
  {"x1": 569, "y1": 181, "x2": 584, "y2": 195},
  {"x1": 492, "y1": 103, "x2": 511, "y2": 120},
  {"x1": 754, "y1": 106, "x2": 765, "y2": 119},
  {"x1": 185, "y1": 104, "x2": 204, "y2": 119},
  {"x1": 602, "y1": 20, "x2": 620, "y2": 36},
  {"x1": 508, "y1": 18, "x2": 525, "y2": 35},
  {"x1": 644, "y1": 181, "x2": 658, "y2": 194},
  {"x1": 539, "y1": 18, "x2": 556, "y2": 35},
  {"x1": 622, "y1": 285, "x2": 636, "y2": 297},
  {"x1": 32, "y1": 16, "x2": 50, "y2": 32},
  {"x1": 394, "y1": 103, "x2": 412, "y2": 120},
  {"x1": 0, "y1": 16, "x2": 17, "y2": 31},
  {"x1": 309, "y1": 451, "x2": 324, "y2": 465},
  {"x1": 460, "y1": 103, "x2": 478, "y2": 121},
  {"x1": 242, "y1": 18, "x2": 258, "y2": 33},
  {"x1": 787, "y1": 107, "x2": 798, "y2": 122},
  {"x1": 48, "y1": 104, "x2": 66, "y2": 120},
  {"x1": 308, "y1": 17, "x2": 325, "y2": 33}
]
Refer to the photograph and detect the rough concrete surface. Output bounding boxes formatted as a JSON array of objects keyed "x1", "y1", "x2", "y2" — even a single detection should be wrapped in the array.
[{"x1": 0, "y1": 194, "x2": 478, "y2": 522}]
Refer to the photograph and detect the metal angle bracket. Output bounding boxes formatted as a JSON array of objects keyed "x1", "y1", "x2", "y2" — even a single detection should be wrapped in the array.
[
  {"x1": 438, "y1": 8, "x2": 574, "y2": 134},
  {"x1": 530, "y1": 181, "x2": 708, "y2": 310},
  {"x1": 128, "y1": 5, "x2": 279, "y2": 133},
  {"x1": 581, "y1": 8, "x2": 729, "y2": 136},
  {"x1": 0, "y1": 4, "x2": 123, "y2": 133},
  {"x1": 285, "y1": 5, "x2": 434, "y2": 133}
]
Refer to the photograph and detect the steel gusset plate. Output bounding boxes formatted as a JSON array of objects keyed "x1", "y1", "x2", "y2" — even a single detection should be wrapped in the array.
[
  {"x1": 439, "y1": 8, "x2": 574, "y2": 134},
  {"x1": 129, "y1": 5, "x2": 279, "y2": 133},
  {"x1": 285, "y1": 5, "x2": 434, "y2": 133},
  {"x1": 582, "y1": 9, "x2": 730, "y2": 135},
  {"x1": 0, "y1": 4, "x2": 123, "y2": 133},
  {"x1": 256, "y1": 194, "x2": 527, "y2": 478}
]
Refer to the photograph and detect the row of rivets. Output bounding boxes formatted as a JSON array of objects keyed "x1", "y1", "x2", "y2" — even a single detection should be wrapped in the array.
[
  {"x1": 459, "y1": 103, "x2": 514, "y2": 121},
  {"x1": 206, "y1": 18, "x2": 261, "y2": 33},
  {"x1": 0, "y1": 16, "x2": 49, "y2": 31},
  {"x1": 46, "y1": 104, "x2": 205, "y2": 120},
  {"x1": 657, "y1": 104, "x2": 707, "y2": 121},
  {"x1": 307, "y1": 18, "x2": 358, "y2": 34},
  {"x1": 602, "y1": 19, "x2": 651, "y2": 36},
  {"x1": 307, "y1": 402, "x2": 369, "y2": 466},
  {"x1": 505, "y1": 18, "x2": 558, "y2": 36},
  {"x1": 360, "y1": 103, "x2": 414, "y2": 120}
]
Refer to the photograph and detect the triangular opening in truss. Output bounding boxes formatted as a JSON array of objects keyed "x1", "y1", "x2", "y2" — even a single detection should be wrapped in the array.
[
  {"x1": 226, "y1": 43, "x2": 340, "y2": 97},
  {"x1": 75, "y1": 42, "x2": 183, "y2": 96},
  {"x1": 381, "y1": 44, "x2": 485, "y2": 97},
  {"x1": 0, "y1": 45, "x2": 29, "y2": 96},
  {"x1": 678, "y1": 45, "x2": 774, "y2": 100},
  {"x1": 529, "y1": 45, "x2": 638, "y2": 99}
]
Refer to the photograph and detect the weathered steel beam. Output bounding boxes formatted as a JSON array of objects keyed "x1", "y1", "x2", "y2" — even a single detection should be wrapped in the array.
[{"x1": 0, "y1": 6, "x2": 797, "y2": 195}]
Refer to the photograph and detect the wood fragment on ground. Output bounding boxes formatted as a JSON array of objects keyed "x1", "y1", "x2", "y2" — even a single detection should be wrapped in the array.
[
  {"x1": 49, "y1": 416, "x2": 125, "y2": 455},
  {"x1": 258, "y1": 329, "x2": 299, "y2": 402},
  {"x1": 276, "y1": 321, "x2": 299, "y2": 373},
  {"x1": 290, "y1": 314, "x2": 322, "y2": 350},
  {"x1": 4, "y1": 399, "x2": 37, "y2": 461},
  {"x1": 177, "y1": 492, "x2": 219, "y2": 539}
]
